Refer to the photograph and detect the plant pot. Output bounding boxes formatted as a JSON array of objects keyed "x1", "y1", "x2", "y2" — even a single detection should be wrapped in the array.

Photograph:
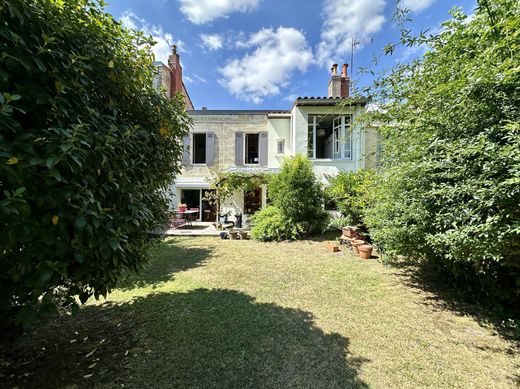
[
  {"x1": 325, "y1": 242, "x2": 340, "y2": 252},
  {"x1": 342, "y1": 227, "x2": 352, "y2": 238},
  {"x1": 358, "y1": 244, "x2": 373, "y2": 259},
  {"x1": 219, "y1": 231, "x2": 228, "y2": 240},
  {"x1": 354, "y1": 232, "x2": 366, "y2": 241},
  {"x1": 228, "y1": 231, "x2": 239, "y2": 240},
  {"x1": 238, "y1": 231, "x2": 249, "y2": 240},
  {"x1": 351, "y1": 239, "x2": 365, "y2": 255}
]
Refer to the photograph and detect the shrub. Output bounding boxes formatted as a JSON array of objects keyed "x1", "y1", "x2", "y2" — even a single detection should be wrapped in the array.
[
  {"x1": 325, "y1": 169, "x2": 375, "y2": 227},
  {"x1": 328, "y1": 216, "x2": 355, "y2": 231},
  {"x1": 0, "y1": 0, "x2": 190, "y2": 327},
  {"x1": 250, "y1": 206, "x2": 302, "y2": 241},
  {"x1": 268, "y1": 155, "x2": 328, "y2": 236},
  {"x1": 365, "y1": 1, "x2": 520, "y2": 306}
]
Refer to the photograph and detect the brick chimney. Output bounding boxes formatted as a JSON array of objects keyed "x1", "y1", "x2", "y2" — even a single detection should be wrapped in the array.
[
  {"x1": 166, "y1": 45, "x2": 194, "y2": 109},
  {"x1": 168, "y1": 45, "x2": 183, "y2": 95},
  {"x1": 340, "y1": 63, "x2": 349, "y2": 98}
]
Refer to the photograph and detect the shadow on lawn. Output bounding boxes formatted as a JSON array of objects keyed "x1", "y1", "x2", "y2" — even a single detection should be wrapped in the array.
[
  {"x1": 3, "y1": 289, "x2": 369, "y2": 389},
  {"x1": 392, "y1": 261, "x2": 520, "y2": 347},
  {"x1": 117, "y1": 238, "x2": 213, "y2": 291}
]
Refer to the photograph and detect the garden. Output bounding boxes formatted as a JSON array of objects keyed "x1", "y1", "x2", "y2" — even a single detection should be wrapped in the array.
[
  {"x1": 2, "y1": 237, "x2": 519, "y2": 388},
  {"x1": 1, "y1": 0, "x2": 519, "y2": 387}
]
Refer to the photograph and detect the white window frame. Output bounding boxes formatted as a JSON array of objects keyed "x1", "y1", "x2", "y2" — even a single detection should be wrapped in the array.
[
  {"x1": 308, "y1": 115, "x2": 352, "y2": 160},
  {"x1": 343, "y1": 116, "x2": 352, "y2": 160},
  {"x1": 277, "y1": 139, "x2": 285, "y2": 155}
]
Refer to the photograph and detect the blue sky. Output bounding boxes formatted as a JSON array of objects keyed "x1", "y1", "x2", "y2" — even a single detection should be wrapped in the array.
[{"x1": 105, "y1": 0, "x2": 476, "y2": 110}]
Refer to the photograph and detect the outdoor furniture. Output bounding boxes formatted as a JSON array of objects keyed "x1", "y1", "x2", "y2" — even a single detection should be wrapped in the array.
[
  {"x1": 174, "y1": 209, "x2": 198, "y2": 227},
  {"x1": 169, "y1": 218, "x2": 187, "y2": 229},
  {"x1": 189, "y1": 207, "x2": 200, "y2": 221}
]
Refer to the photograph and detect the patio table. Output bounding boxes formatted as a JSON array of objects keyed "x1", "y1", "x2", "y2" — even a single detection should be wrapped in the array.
[{"x1": 174, "y1": 209, "x2": 198, "y2": 226}]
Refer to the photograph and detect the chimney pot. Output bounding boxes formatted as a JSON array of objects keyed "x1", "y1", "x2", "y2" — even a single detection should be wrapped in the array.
[
  {"x1": 331, "y1": 64, "x2": 338, "y2": 75},
  {"x1": 342, "y1": 63, "x2": 348, "y2": 77}
]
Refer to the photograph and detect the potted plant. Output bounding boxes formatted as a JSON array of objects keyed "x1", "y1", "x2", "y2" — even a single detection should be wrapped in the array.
[
  {"x1": 351, "y1": 239, "x2": 365, "y2": 255},
  {"x1": 177, "y1": 203, "x2": 187, "y2": 213},
  {"x1": 358, "y1": 244, "x2": 373, "y2": 259},
  {"x1": 342, "y1": 226, "x2": 358, "y2": 238},
  {"x1": 228, "y1": 230, "x2": 239, "y2": 240},
  {"x1": 238, "y1": 230, "x2": 249, "y2": 240}
]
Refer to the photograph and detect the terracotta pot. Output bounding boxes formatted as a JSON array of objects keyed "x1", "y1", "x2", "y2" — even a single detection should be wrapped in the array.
[
  {"x1": 351, "y1": 239, "x2": 365, "y2": 255},
  {"x1": 342, "y1": 227, "x2": 357, "y2": 238},
  {"x1": 342, "y1": 227, "x2": 351, "y2": 238},
  {"x1": 353, "y1": 231, "x2": 364, "y2": 240},
  {"x1": 358, "y1": 244, "x2": 373, "y2": 259},
  {"x1": 325, "y1": 242, "x2": 340, "y2": 252}
]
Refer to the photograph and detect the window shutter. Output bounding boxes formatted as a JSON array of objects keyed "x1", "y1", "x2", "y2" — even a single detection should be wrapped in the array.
[
  {"x1": 182, "y1": 134, "x2": 191, "y2": 165},
  {"x1": 206, "y1": 132, "x2": 215, "y2": 166},
  {"x1": 235, "y1": 132, "x2": 244, "y2": 166},
  {"x1": 259, "y1": 131, "x2": 268, "y2": 166}
]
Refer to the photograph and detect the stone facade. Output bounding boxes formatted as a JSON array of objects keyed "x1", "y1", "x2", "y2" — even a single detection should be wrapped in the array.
[{"x1": 170, "y1": 64, "x2": 379, "y2": 222}]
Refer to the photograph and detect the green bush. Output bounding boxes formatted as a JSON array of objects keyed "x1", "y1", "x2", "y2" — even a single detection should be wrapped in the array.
[
  {"x1": 365, "y1": 1, "x2": 520, "y2": 306},
  {"x1": 0, "y1": 0, "x2": 190, "y2": 327},
  {"x1": 325, "y1": 169, "x2": 375, "y2": 227},
  {"x1": 328, "y1": 216, "x2": 354, "y2": 231},
  {"x1": 268, "y1": 155, "x2": 328, "y2": 236},
  {"x1": 250, "y1": 206, "x2": 302, "y2": 241}
]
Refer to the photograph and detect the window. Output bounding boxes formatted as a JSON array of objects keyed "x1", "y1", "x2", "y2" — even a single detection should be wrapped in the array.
[
  {"x1": 193, "y1": 133, "x2": 206, "y2": 164},
  {"x1": 277, "y1": 139, "x2": 285, "y2": 154},
  {"x1": 245, "y1": 133, "x2": 259, "y2": 164},
  {"x1": 307, "y1": 115, "x2": 352, "y2": 160},
  {"x1": 344, "y1": 116, "x2": 352, "y2": 159}
]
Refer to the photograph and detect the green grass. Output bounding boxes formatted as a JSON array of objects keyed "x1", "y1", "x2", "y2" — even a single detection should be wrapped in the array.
[{"x1": 3, "y1": 237, "x2": 519, "y2": 388}]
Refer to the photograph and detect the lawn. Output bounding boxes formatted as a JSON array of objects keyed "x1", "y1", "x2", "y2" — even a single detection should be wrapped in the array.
[{"x1": 2, "y1": 237, "x2": 519, "y2": 388}]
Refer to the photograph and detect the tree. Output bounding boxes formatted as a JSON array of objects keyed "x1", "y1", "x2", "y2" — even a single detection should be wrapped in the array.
[
  {"x1": 365, "y1": 0, "x2": 520, "y2": 305},
  {"x1": 0, "y1": 0, "x2": 190, "y2": 327},
  {"x1": 257, "y1": 155, "x2": 328, "y2": 238},
  {"x1": 324, "y1": 169, "x2": 375, "y2": 228}
]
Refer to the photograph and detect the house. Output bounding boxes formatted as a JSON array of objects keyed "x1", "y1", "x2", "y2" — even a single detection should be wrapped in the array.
[{"x1": 159, "y1": 49, "x2": 377, "y2": 222}]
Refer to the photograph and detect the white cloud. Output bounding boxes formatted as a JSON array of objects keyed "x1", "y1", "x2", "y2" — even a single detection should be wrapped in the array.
[
  {"x1": 193, "y1": 74, "x2": 208, "y2": 83},
  {"x1": 400, "y1": 0, "x2": 435, "y2": 12},
  {"x1": 218, "y1": 27, "x2": 313, "y2": 104},
  {"x1": 200, "y1": 34, "x2": 224, "y2": 50},
  {"x1": 397, "y1": 44, "x2": 427, "y2": 63},
  {"x1": 284, "y1": 93, "x2": 298, "y2": 102},
  {"x1": 179, "y1": 0, "x2": 260, "y2": 24},
  {"x1": 316, "y1": 0, "x2": 386, "y2": 65},
  {"x1": 120, "y1": 11, "x2": 185, "y2": 63}
]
